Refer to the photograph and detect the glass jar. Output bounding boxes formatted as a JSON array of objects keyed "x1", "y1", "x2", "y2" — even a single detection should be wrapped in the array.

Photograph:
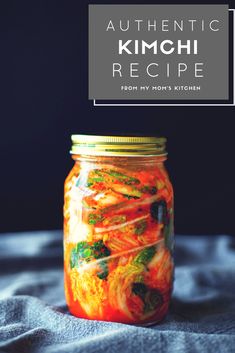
[{"x1": 64, "y1": 135, "x2": 174, "y2": 325}]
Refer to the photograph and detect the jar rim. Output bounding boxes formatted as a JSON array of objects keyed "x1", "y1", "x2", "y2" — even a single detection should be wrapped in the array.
[{"x1": 70, "y1": 134, "x2": 167, "y2": 157}]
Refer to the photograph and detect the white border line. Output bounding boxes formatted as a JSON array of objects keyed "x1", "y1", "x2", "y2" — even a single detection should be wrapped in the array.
[
  {"x1": 233, "y1": 8, "x2": 235, "y2": 105},
  {"x1": 93, "y1": 9, "x2": 235, "y2": 107}
]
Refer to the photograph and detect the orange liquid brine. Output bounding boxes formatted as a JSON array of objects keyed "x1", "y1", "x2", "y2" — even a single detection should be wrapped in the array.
[{"x1": 64, "y1": 155, "x2": 174, "y2": 325}]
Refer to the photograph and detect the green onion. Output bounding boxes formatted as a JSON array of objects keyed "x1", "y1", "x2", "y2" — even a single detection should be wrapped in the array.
[
  {"x1": 133, "y1": 246, "x2": 155, "y2": 265},
  {"x1": 135, "y1": 220, "x2": 147, "y2": 235},
  {"x1": 104, "y1": 170, "x2": 140, "y2": 185},
  {"x1": 88, "y1": 213, "x2": 104, "y2": 225}
]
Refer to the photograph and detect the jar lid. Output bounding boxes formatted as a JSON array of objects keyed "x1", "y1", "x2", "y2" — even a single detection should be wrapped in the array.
[{"x1": 70, "y1": 134, "x2": 167, "y2": 157}]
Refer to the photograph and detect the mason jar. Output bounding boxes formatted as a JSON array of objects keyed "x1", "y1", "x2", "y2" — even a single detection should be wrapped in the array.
[{"x1": 64, "y1": 135, "x2": 174, "y2": 325}]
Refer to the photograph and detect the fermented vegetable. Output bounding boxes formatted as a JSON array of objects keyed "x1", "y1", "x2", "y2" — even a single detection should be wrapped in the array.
[{"x1": 64, "y1": 136, "x2": 174, "y2": 324}]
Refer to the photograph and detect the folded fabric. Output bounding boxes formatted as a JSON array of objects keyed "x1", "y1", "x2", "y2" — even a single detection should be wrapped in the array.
[{"x1": 0, "y1": 231, "x2": 234, "y2": 353}]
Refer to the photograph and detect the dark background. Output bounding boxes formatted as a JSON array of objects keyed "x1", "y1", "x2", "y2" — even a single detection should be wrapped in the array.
[{"x1": 0, "y1": 0, "x2": 234, "y2": 235}]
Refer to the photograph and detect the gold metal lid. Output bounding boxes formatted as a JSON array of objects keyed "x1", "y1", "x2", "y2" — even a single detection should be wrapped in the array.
[{"x1": 70, "y1": 134, "x2": 167, "y2": 157}]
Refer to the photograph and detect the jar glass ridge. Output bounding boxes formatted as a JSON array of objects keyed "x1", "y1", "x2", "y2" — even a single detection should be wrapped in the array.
[{"x1": 64, "y1": 135, "x2": 174, "y2": 325}]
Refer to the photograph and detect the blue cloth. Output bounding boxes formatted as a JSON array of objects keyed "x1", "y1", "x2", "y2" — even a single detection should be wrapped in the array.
[{"x1": 0, "y1": 231, "x2": 234, "y2": 353}]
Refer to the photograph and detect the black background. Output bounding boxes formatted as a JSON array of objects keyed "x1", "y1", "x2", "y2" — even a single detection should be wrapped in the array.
[{"x1": 0, "y1": 0, "x2": 234, "y2": 235}]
